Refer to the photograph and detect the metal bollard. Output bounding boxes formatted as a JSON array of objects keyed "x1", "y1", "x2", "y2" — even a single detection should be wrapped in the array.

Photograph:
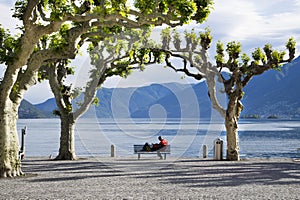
[
  {"x1": 19, "y1": 126, "x2": 26, "y2": 160},
  {"x1": 111, "y1": 144, "x2": 115, "y2": 157},
  {"x1": 203, "y1": 145, "x2": 208, "y2": 158},
  {"x1": 214, "y1": 138, "x2": 223, "y2": 160}
]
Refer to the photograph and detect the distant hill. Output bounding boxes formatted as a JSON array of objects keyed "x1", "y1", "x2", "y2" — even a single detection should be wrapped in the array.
[
  {"x1": 34, "y1": 98, "x2": 57, "y2": 117},
  {"x1": 242, "y1": 56, "x2": 300, "y2": 118},
  {"x1": 20, "y1": 56, "x2": 300, "y2": 119},
  {"x1": 18, "y1": 99, "x2": 50, "y2": 118},
  {"x1": 92, "y1": 82, "x2": 193, "y2": 118},
  {"x1": 130, "y1": 82, "x2": 212, "y2": 118}
]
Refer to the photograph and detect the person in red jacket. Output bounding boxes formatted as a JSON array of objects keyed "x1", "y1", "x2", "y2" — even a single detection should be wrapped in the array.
[
  {"x1": 158, "y1": 136, "x2": 168, "y2": 146},
  {"x1": 152, "y1": 136, "x2": 168, "y2": 159}
]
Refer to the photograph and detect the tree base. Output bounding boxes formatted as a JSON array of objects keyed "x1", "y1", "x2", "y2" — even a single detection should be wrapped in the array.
[
  {"x1": 226, "y1": 149, "x2": 240, "y2": 161},
  {"x1": 0, "y1": 167, "x2": 24, "y2": 178},
  {"x1": 55, "y1": 153, "x2": 77, "y2": 160}
]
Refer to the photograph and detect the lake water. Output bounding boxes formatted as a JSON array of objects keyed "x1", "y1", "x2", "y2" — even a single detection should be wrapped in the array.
[{"x1": 17, "y1": 118, "x2": 300, "y2": 159}]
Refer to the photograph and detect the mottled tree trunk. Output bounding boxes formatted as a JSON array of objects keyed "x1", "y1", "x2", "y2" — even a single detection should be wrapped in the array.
[
  {"x1": 225, "y1": 114, "x2": 240, "y2": 161},
  {"x1": 0, "y1": 100, "x2": 23, "y2": 177},
  {"x1": 55, "y1": 114, "x2": 77, "y2": 160},
  {"x1": 225, "y1": 94, "x2": 243, "y2": 161}
]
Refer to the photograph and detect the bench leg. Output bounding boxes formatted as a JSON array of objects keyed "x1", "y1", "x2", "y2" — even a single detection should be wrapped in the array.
[{"x1": 138, "y1": 154, "x2": 140, "y2": 160}]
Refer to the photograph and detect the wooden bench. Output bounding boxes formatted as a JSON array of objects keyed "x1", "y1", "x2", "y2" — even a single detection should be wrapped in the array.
[{"x1": 133, "y1": 145, "x2": 171, "y2": 160}]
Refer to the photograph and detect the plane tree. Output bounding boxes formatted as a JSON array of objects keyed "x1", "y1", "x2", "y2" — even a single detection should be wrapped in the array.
[
  {"x1": 0, "y1": 0, "x2": 94, "y2": 178},
  {"x1": 131, "y1": 28, "x2": 296, "y2": 160},
  {"x1": 40, "y1": 28, "x2": 149, "y2": 160},
  {"x1": 0, "y1": 0, "x2": 213, "y2": 177}
]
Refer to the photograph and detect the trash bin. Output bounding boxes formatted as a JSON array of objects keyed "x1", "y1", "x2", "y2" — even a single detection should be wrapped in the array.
[{"x1": 214, "y1": 138, "x2": 223, "y2": 160}]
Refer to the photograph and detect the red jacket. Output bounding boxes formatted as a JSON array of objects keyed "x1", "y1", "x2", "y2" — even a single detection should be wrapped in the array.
[{"x1": 160, "y1": 139, "x2": 168, "y2": 146}]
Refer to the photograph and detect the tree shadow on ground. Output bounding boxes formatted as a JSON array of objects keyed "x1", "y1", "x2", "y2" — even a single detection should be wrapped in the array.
[
  {"x1": 21, "y1": 158, "x2": 300, "y2": 187},
  {"x1": 151, "y1": 160, "x2": 300, "y2": 188}
]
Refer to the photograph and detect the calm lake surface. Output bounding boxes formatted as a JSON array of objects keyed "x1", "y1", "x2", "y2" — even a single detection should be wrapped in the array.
[{"x1": 17, "y1": 118, "x2": 300, "y2": 159}]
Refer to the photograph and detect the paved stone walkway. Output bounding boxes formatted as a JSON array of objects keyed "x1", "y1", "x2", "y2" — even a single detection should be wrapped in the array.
[{"x1": 0, "y1": 157, "x2": 299, "y2": 199}]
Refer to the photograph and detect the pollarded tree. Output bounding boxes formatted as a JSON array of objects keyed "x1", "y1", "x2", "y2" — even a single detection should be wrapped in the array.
[
  {"x1": 0, "y1": 1, "x2": 94, "y2": 178},
  {"x1": 0, "y1": 0, "x2": 213, "y2": 177},
  {"x1": 41, "y1": 28, "x2": 148, "y2": 160},
  {"x1": 132, "y1": 28, "x2": 296, "y2": 160}
]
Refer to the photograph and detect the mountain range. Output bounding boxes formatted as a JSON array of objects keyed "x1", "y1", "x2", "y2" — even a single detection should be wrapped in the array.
[{"x1": 19, "y1": 56, "x2": 300, "y2": 119}]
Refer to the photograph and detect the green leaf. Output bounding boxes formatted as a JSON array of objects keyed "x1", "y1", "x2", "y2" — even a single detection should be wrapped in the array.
[
  {"x1": 252, "y1": 48, "x2": 265, "y2": 64},
  {"x1": 226, "y1": 41, "x2": 241, "y2": 60},
  {"x1": 215, "y1": 40, "x2": 224, "y2": 65},
  {"x1": 200, "y1": 27, "x2": 212, "y2": 50},
  {"x1": 241, "y1": 53, "x2": 250, "y2": 66},
  {"x1": 93, "y1": 97, "x2": 99, "y2": 106},
  {"x1": 286, "y1": 37, "x2": 296, "y2": 50}
]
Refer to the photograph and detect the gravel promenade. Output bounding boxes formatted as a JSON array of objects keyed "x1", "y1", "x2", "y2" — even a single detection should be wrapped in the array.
[{"x1": 1, "y1": 157, "x2": 300, "y2": 199}]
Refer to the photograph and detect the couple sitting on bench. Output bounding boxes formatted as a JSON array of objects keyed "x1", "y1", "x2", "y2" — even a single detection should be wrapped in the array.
[{"x1": 143, "y1": 136, "x2": 168, "y2": 159}]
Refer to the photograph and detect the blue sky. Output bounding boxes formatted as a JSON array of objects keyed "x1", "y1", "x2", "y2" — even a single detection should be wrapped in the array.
[{"x1": 1, "y1": 0, "x2": 300, "y2": 104}]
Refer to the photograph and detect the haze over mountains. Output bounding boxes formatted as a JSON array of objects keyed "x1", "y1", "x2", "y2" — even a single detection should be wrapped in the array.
[{"x1": 19, "y1": 56, "x2": 300, "y2": 119}]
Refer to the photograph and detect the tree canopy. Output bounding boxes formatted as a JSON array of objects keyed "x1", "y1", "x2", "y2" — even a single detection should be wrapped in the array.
[
  {"x1": 119, "y1": 27, "x2": 296, "y2": 160},
  {"x1": 0, "y1": 0, "x2": 213, "y2": 177}
]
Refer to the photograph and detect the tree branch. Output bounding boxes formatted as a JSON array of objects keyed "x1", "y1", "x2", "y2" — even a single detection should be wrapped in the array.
[{"x1": 48, "y1": 62, "x2": 67, "y2": 113}]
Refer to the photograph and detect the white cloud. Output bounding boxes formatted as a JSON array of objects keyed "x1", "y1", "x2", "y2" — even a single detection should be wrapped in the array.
[
  {"x1": 23, "y1": 81, "x2": 53, "y2": 104},
  {"x1": 203, "y1": 0, "x2": 260, "y2": 40},
  {"x1": 1, "y1": 0, "x2": 300, "y2": 103},
  {"x1": 0, "y1": 2, "x2": 21, "y2": 34},
  {"x1": 204, "y1": 0, "x2": 300, "y2": 47}
]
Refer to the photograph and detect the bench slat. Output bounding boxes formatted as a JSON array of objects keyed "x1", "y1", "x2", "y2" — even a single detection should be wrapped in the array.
[{"x1": 133, "y1": 145, "x2": 171, "y2": 160}]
